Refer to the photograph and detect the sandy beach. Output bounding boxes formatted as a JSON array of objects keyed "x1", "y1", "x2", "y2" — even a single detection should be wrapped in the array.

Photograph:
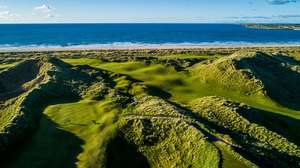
[{"x1": 1, "y1": 43, "x2": 300, "y2": 52}]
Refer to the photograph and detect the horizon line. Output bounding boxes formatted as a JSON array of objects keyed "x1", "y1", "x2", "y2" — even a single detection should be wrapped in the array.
[{"x1": 0, "y1": 22, "x2": 300, "y2": 24}]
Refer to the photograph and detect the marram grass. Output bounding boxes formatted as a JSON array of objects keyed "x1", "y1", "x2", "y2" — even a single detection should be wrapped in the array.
[{"x1": 1, "y1": 50, "x2": 300, "y2": 167}]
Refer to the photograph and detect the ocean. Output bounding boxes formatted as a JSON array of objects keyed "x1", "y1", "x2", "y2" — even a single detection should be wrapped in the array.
[{"x1": 0, "y1": 23, "x2": 300, "y2": 50}]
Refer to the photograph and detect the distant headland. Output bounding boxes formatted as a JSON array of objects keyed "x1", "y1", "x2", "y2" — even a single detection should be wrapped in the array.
[{"x1": 244, "y1": 24, "x2": 300, "y2": 30}]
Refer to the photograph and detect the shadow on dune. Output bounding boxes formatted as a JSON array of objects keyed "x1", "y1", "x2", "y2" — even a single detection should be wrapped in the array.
[
  {"x1": 106, "y1": 135, "x2": 150, "y2": 168},
  {"x1": 3, "y1": 114, "x2": 84, "y2": 168},
  {"x1": 192, "y1": 110, "x2": 300, "y2": 168},
  {"x1": 235, "y1": 53, "x2": 300, "y2": 110},
  {"x1": 238, "y1": 106, "x2": 300, "y2": 146},
  {"x1": 147, "y1": 85, "x2": 172, "y2": 99},
  {"x1": 0, "y1": 60, "x2": 41, "y2": 101}
]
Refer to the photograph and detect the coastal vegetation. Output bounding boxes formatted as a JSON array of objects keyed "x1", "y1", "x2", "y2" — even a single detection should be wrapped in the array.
[{"x1": 0, "y1": 47, "x2": 300, "y2": 167}]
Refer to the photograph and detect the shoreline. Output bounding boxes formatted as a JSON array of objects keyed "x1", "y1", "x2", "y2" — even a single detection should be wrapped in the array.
[{"x1": 1, "y1": 44, "x2": 300, "y2": 52}]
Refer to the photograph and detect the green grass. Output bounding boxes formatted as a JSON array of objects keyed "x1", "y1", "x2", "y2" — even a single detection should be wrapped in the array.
[
  {"x1": 62, "y1": 58, "x2": 103, "y2": 67},
  {"x1": 191, "y1": 96, "x2": 300, "y2": 167},
  {"x1": 293, "y1": 52, "x2": 300, "y2": 61},
  {"x1": 119, "y1": 117, "x2": 221, "y2": 168},
  {"x1": 0, "y1": 62, "x2": 18, "y2": 69},
  {"x1": 0, "y1": 98, "x2": 21, "y2": 131},
  {"x1": 215, "y1": 143, "x2": 255, "y2": 168},
  {"x1": 64, "y1": 58, "x2": 300, "y2": 120},
  {"x1": 156, "y1": 54, "x2": 221, "y2": 60},
  {"x1": 3, "y1": 53, "x2": 300, "y2": 168},
  {"x1": 9, "y1": 98, "x2": 121, "y2": 168},
  {"x1": 0, "y1": 62, "x2": 19, "y2": 71},
  {"x1": 8, "y1": 93, "x2": 222, "y2": 168}
]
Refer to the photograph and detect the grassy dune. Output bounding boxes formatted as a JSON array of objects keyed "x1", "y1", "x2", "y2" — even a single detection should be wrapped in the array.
[
  {"x1": 1, "y1": 50, "x2": 300, "y2": 168},
  {"x1": 63, "y1": 54, "x2": 300, "y2": 120},
  {"x1": 10, "y1": 99, "x2": 120, "y2": 168}
]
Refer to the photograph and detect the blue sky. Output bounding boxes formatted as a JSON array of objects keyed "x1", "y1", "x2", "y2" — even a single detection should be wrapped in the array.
[{"x1": 0, "y1": 0, "x2": 300, "y2": 23}]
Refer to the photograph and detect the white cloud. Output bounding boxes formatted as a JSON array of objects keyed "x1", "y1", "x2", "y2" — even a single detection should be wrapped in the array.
[
  {"x1": 0, "y1": 10, "x2": 10, "y2": 19},
  {"x1": 0, "y1": 10, "x2": 19, "y2": 20},
  {"x1": 34, "y1": 4, "x2": 52, "y2": 13},
  {"x1": 32, "y1": 4, "x2": 59, "y2": 20},
  {"x1": 0, "y1": 4, "x2": 20, "y2": 20}
]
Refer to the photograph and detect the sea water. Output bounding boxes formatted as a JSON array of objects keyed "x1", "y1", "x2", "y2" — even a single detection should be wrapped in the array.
[{"x1": 0, "y1": 23, "x2": 300, "y2": 50}]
